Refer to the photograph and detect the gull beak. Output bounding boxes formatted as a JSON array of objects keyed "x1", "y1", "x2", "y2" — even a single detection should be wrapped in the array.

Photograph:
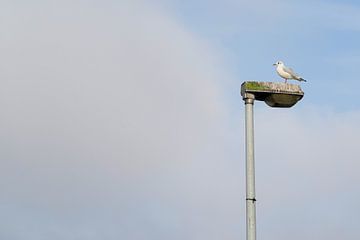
[{"x1": 272, "y1": 63, "x2": 277, "y2": 66}]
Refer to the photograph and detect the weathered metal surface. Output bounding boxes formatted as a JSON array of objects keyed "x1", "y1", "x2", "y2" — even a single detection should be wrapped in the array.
[
  {"x1": 245, "y1": 97, "x2": 256, "y2": 240},
  {"x1": 241, "y1": 81, "x2": 304, "y2": 107}
]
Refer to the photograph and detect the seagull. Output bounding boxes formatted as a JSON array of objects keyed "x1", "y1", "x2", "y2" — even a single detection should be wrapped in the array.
[{"x1": 273, "y1": 61, "x2": 307, "y2": 83}]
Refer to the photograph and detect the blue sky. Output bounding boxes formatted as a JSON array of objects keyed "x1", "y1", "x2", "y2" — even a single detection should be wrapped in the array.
[
  {"x1": 1, "y1": 1, "x2": 360, "y2": 240},
  {"x1": 165, "y1": 0, "x2": 360, "y2": 111}
]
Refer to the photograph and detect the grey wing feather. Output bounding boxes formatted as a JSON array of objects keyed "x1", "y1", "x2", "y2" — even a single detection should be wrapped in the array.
[{"x1": 283, "y1": 66, "x2": 299, "y2": 78}]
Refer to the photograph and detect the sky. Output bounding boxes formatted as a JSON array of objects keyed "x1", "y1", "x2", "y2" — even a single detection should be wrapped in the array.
[{"x1": 1, "y1": 0, "x2": 360, "y2": 239}]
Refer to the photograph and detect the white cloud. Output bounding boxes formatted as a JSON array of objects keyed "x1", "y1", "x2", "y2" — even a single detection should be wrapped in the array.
[
  {"x1": 253, "y1": 106, "x2": 360, "y2": 240},
  {"x1": 0, "y1": 1, "x2": 241, "y2": 239},
  {"x1": 1, "y1": 1, "x2": 360, "y2": 240}
]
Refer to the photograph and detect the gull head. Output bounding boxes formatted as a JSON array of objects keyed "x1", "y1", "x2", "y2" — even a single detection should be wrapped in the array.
[{"x1": 273, "y1": 61, "x2": 284, "y2": 66}]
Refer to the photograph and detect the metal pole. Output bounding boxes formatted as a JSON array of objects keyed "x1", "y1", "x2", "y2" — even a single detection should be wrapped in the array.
[{"x1": 244, "y1": 94, "x2": 256, "y2": 240}]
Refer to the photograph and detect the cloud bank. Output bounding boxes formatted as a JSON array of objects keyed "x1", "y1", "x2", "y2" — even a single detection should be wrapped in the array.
[
  {"x1": 0, "y1": 1, "x2": 240, "y2": 239},
  {"x1": 1, "y1": 1, "x2": 360, "y2": 240}
]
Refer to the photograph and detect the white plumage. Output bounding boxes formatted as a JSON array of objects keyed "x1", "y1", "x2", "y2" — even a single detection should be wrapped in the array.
[{"x1": 273, "y1": 61, "x2": 306, "y2": 83}]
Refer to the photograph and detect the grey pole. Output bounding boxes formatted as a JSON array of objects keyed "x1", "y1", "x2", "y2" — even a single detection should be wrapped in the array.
[
  {"x1": 244, "y1": 93, "x2": 256, "y2": 240},
  {"x1": 241, "y1": 81, "x2": 305, "y2": 240}
]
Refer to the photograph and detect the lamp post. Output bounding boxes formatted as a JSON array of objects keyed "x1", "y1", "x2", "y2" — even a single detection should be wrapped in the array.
[{"x1": 241, "y1": 81, "x2": 304, "y2": 240}]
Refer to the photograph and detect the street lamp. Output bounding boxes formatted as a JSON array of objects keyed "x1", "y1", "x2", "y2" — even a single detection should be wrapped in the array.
[{"x1": 240, "y1": 81, "x2": 304, "y2": 240}]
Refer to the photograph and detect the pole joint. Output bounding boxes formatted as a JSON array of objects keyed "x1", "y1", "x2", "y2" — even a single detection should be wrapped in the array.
[
  {"x1": 246, "y1": 198, "x2": 257, "y2": 202},
  {"x1": 243, "y1": 93, "x2": 255, "y2": 104}
]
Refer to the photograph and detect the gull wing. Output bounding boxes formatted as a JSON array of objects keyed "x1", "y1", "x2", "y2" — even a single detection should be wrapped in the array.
[{"x1": 283, "y1": 66, "x2": 299, "y2": 78}]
